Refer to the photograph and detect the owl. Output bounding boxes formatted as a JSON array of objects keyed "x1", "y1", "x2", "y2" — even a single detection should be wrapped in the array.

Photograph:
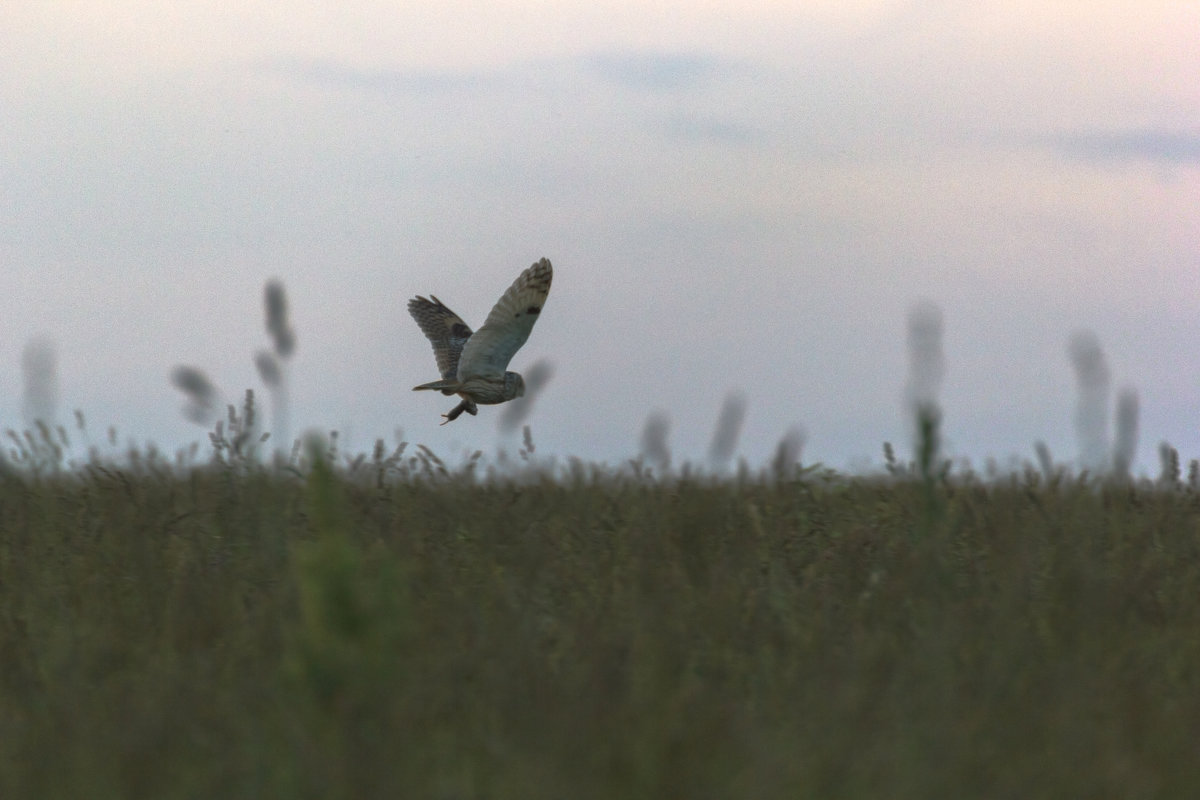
[{"x1": 409, "y1": 258, "x2": 553, "y2": 424}]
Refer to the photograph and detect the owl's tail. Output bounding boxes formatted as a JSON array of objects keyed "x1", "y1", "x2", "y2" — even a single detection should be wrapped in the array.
[{"x1": 413, "y1": 378, "x2": 461, "y2": 393}]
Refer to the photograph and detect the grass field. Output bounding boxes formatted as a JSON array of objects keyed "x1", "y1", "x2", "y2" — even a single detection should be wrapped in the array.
[{"x1": 2, "y1": 423, "x2": 1199, "y2": 799}]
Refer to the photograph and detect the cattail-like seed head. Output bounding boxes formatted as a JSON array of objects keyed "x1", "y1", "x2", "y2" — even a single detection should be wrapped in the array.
[
  {"x1": 171, "y1": 366, "x2": 219, "y2": 424},
  {"x1": 771, "y1": 425, "x2": 805, "y2": 479},
  {"x1": 255, "y1": 351, "x2": 282, "y2": 388},
  {"x1": 21, "y1": 336, "x2": 58, "y2": 426},
  {"x1": 1112, "y1": 386, "x2": 1139, "y2": 480},
  {"x1": 497, "y1": 359, "x2": 555, "y2": 432},
  {"x1": 708, "y1": 392, "x2": 747, "y2": 469},
  {"x1": 264, "y1": 279, "x2": 296, "y2": 357},
  {"x1": 639, "y1": 411, "x2": 672, "y2": 474}
]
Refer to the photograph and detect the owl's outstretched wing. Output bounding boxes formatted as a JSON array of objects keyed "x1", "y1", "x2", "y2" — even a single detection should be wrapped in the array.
[
  {"x1": 457, "y1": 258, "x2": 552, "y2": 380},
  {"x1": 408, "y1": 295, "x2": 473, "y2": 388}
]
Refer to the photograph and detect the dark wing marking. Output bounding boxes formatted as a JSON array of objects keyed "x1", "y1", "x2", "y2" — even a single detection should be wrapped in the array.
[{"x1": 407, "y1": 295, "x2": 474, "y2": 386}]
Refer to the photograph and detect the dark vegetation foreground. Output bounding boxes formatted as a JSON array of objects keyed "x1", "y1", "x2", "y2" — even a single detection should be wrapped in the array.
[{"x1": 2, "y1": 452, "x2": 1199, "y2": 799}]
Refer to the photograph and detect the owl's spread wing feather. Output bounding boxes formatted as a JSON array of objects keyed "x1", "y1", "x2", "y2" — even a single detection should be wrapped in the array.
[
  {"x1": 407, "y1": 295, "x2": 474, "y2": 386},
  {"x1": 457, "y1": 258, "x2": 552, "y2": 380}
]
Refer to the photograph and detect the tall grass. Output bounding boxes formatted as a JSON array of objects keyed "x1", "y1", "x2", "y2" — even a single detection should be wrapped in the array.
[{"x1": 1, "y1": 419, "x2": 1199, "y2": 798}]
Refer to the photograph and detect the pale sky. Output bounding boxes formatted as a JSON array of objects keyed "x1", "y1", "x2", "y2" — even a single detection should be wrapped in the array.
[{"x1": 2, "y1": 2, "x2": 1198, "y2": 473}]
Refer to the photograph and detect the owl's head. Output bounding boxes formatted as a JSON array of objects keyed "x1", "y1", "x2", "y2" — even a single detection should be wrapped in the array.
[{"x1": 503, "y1": 371, "x2": 526, "y2": 400}]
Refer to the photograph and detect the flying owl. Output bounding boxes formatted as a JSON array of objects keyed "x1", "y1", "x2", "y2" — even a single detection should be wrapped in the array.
[{"x1": 409, "y1": 258, "x2": 553, "y2": 424}]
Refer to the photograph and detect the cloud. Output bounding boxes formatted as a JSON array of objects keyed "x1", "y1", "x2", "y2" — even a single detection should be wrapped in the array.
[
  {"x1": 584, "y1": 51, "x2": 729, "y2": 91},
  {"x1": 266, "y1": 49, "x2": 762, "y2": 151},
  {"x1": 270, "y1": 48, "x2": 742, "y2": 97},
  {"x1": 1044, "y1": 128, "x2": 1200, "y2": 164},
  {"x1": 661, "y1": 114, "x2": 762, "y2": 145},
  {"x1": 262, "y1": 57, "x2": 498, "y2": 94}
]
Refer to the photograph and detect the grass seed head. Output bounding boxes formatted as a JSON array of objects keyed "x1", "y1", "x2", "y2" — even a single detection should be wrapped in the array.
[
  {"x1": 255, "y1": 351, "x2": 282, "y2": 388},
  {"x1": 639, "y1": 410, "x2": 672, "y2": 474},
  {"x1": 264, "y1": 279, "x2": 296, "y2": 358},
  {"x1": 708, "y1": 391, "x2": 747, "y2": 469},
  {"x1": 21, "y1": 336, "x2": 59, "y2": 426}
]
